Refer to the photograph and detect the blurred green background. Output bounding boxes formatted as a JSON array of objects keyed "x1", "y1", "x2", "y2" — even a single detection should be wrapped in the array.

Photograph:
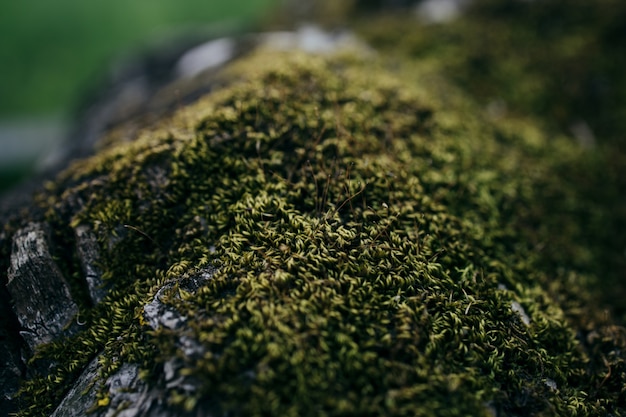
[{"x1": 0, "y1": 0, "x2": 277, "y2": 193}]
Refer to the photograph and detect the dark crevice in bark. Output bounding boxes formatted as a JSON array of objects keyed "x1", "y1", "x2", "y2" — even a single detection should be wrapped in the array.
[{"x1": 0, "y1": 282, "x2": 26, "y2": 417}]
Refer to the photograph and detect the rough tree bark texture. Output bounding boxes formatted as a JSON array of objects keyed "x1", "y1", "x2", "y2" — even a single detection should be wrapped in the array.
[{"x1": 2, "y1": 2, "x2": 626, "y2": 416}]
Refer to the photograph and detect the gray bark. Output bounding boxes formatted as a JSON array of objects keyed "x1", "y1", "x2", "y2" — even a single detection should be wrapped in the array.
[
  {"x1": 49, "y1": 268, "x2": 216, "y2": 417},
  {"x1": 7, "y1": 222, "x2": 79, "y2": 351},
  {"x1": 1, "y1": 222, "x2": 80, "y2": 416},
  {"x1": 74, "y1": 225, "x2": 107, "y2": 305}
]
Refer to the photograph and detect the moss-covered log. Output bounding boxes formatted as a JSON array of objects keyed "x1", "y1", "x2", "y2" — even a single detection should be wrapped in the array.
[{"x1": 1, "y1": 4, "x2": 626, "y2": 416}]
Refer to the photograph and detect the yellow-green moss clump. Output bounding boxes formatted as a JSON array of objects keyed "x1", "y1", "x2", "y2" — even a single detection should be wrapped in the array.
[{"x1": 10, "y1": 47, "x2": 626, "y2": 416}]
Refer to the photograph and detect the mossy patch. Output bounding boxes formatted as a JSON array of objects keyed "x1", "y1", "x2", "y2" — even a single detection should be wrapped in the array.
[
  {"x1": 9, "y1": 46, "x2": 626, "y2": 416},
  {"x1": 355, "y1": 0, "x2": 626, "y2": 325},
  {"x1": 356, "y1": 0, "x2": 626, "y2": 144}
]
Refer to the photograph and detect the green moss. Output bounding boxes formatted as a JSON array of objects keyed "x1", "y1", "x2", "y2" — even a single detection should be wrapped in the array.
[
  {"x1": 356, "y1": 0, "x2": 626, "y2": 145},
  {"x1": 11, "y1": 46, "x2": 626, "y2": 416},
  {"x1": 355, "y1": 0, "x2": 626, "y2": 325}
]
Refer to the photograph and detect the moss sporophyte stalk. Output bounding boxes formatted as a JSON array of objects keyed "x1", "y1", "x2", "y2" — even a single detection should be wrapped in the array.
[{"x1": 7, "y1": 46, "x2": 625, "y2": 416}]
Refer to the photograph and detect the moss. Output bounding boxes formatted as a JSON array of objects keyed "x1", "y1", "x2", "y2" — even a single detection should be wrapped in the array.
[
  {"x1": 356, "y1": 0, "x2": 626, "y2": 144},
  {"x1": 355, "y1": 0, "x2": 626, "y2": 325},
  {"x1": 10, "y1": 44, "x2": 626, "y2": 416}
]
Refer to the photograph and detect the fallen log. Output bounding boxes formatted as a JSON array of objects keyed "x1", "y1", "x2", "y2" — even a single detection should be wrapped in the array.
[{"x1": 2, "y1": 6, "x2": 625, "y2": 416}]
